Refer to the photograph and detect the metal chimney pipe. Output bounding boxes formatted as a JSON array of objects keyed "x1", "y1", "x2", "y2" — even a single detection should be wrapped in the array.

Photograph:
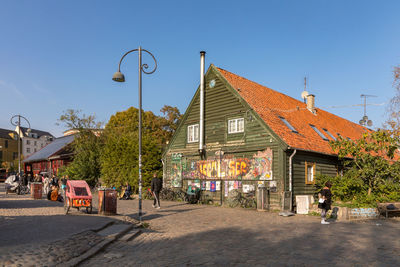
[{"x1": 199, "y1": 51, "x2": 206, "y2": 153}]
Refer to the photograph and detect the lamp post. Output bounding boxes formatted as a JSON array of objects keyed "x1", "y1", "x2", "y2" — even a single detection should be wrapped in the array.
[
  {"x1": 10, "y1": 115, "x2": 31, "y2": 175},
  {"x1": 112, "y1": 46, "x2": 157, "y2": 222}
]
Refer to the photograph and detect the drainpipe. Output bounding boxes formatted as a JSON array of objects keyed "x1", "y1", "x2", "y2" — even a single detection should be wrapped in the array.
[
  {"x1": 288, "y1": 149, "x2": 296, "y2": 210},
  {"x1": 199, "y1": 51, "x2": 206, "y2": 157}
]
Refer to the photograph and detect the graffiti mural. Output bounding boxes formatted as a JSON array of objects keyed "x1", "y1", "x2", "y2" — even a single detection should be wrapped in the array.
[
  {"x1": 245, "y1": 148, "x2": 273, "y2": 180},
  {"x1": 174, "y1": 148, "x2": 273, "y2": 181},
  {"x1": 171, "y1": 159, "x2": 182, "y2": 187}
]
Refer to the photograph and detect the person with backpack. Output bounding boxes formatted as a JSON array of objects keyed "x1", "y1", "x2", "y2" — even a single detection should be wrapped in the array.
[
  {"x1": 318, "y1": 181, "x2": 333, "y2": 224},
  {"x1": 151, "y1": 172, "x2": 163, "y2": 209}
]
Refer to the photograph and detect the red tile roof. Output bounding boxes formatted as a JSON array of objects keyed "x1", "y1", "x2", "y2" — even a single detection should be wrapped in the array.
[{"x1": 216, "y1": 66, "x2": 369, "y2": 155}]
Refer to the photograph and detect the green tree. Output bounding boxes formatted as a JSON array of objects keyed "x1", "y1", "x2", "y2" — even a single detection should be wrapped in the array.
[
  {"x1": 100, "y1": 106, "x2": 180, "y2": 190},
  {"x1": 328, "y1": 130, "x2": 400, "y2": 203},
  {"x1": 58, "y1": 109, "x2": 103, "y2": 186}
]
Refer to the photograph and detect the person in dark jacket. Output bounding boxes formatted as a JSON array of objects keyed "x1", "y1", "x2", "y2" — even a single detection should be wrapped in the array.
[
  {"x1": 318, "y1": 181, "x2": 333, "y2": 224},
  {"x1": 122, "y1": 182, "x2": 132, "y2": 200},
  {"x1": 151, "y1": 172, "x2": 163, "y2": 209}
]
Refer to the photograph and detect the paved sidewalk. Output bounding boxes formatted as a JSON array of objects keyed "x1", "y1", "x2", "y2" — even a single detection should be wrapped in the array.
[
  {"x1": 83, "y1": 199, "x2": 400, "y2": 266},
  {"x1": 0, "y1": 184, "x2": 120, "y2": 266}
]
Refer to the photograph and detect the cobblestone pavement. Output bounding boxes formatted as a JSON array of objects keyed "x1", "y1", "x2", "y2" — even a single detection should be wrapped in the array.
[
  {"x1": 83, "y1": 199, "x2": 400, "y2": 266},
  {"x1": 0, "y1": 183, "x2": 117, "y2": 266}
]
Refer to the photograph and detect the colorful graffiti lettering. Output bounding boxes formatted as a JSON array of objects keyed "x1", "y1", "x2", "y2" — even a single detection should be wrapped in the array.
[{"x1": 174, "y1": 148, "x2": 273, "y2": 181}]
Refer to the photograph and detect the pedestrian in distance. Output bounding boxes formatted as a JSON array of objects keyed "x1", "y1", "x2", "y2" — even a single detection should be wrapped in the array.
[
  {"x1": 318, "y1": 181, "x2": 333, "y2": 224},
  {"x1": 151, "y1": 172, "x2": 163, "y2": 209}
]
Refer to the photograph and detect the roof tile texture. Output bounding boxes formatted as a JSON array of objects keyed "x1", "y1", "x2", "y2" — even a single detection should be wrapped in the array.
[{"x1": 216, "y1": 67, "x2": 369, "y2": 155}]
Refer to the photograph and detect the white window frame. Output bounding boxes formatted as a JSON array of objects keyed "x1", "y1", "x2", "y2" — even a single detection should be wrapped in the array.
[
  {"x1": 228, "y1": 118, "x2": 244, "y2": 134},
  {"x1": 187, "y1": 124, "x2": 199, "y2": 143}
]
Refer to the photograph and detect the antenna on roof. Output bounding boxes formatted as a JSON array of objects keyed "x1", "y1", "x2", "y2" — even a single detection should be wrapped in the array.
[
  {"x1": 301, "y1": 76, "x2": 309, "y2": 103},
  {"x1": 359, "y1": 94, "x2": 377, "y2": 127}
]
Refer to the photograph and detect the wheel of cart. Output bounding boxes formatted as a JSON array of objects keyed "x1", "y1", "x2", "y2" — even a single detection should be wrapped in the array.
[{"x1": 64, "y1": 180, "x2": 92, "y2": 215}]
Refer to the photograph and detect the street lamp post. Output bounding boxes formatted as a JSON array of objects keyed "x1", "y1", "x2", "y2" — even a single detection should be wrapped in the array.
[
  {"x1": 112, "y1": 46, "x2": 157, "y2": 222},
  {"x1": 10, "y1": 115, "x2": 31, "y2": 175}
]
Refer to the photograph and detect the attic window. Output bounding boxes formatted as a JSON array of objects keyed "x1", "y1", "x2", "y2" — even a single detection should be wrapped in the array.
[
  {"x1": 279, "y1": 117, "x2": 298, "y2": 133},
  {"x1": 310, "y1": 125, "x2": 328, "y2": 141},
  {"x1": 322, "y1": 128, "x2": 336, "y2": 140}
]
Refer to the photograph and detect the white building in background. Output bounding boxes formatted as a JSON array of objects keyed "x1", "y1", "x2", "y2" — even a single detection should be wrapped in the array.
[{"x1": 14, "y1": 126, "x2": 54, "y2": 158}]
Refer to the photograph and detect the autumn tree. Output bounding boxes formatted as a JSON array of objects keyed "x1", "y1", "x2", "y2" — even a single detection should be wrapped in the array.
[{"x1": 386, "y1": 65, "x2": 400, "y2": 131}]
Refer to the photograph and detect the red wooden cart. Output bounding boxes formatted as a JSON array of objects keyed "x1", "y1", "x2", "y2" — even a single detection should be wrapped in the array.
[{"x1": 64, "y1": 180, "x2": 92, "y2": 214}]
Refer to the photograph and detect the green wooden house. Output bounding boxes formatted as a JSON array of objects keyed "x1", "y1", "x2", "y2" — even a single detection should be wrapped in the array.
[{"x1": 162, "y1": 60, "x2": 368, "y2": 211}]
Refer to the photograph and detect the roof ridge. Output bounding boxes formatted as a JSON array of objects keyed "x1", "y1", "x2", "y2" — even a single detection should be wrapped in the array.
[{"x1": 215, "y1": 66, "x2": 308, "y2": 108}]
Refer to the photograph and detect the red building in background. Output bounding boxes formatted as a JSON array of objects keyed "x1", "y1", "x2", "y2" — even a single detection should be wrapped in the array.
[{"x1": 23, "y1": 134, "x2": 75, "y2": 176}]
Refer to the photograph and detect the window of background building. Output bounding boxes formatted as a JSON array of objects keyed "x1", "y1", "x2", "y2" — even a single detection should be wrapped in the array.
[
  {"x1": 228, "y1": 118, "x2": 244, "y2": 134},
  {"x1": 27, "y1": 147, "x2": 30, "y2": 153},
  {"x1": 26, "y1": 140, "x2": 30, "y2": 145},
  {"x1": 5, "y1": 140, "x2": 8, "y2": 148},
  {"x1": 34, "y1": 141, "x2": 37, "y2": 146}
]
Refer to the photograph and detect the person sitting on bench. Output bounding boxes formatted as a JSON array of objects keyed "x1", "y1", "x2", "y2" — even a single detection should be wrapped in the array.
[{"x1": 122, "y1": 182, "x2": 132, "y2": 200}]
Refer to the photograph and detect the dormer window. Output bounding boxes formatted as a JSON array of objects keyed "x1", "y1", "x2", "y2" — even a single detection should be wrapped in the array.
[
  {"x1": 279, "y1": 117, "x2": 298, "y2": 133},
  {"x1": 228, "y1": 118, "x2": 244, "y2": 134},
  {"x1": 310, "y1": 125, "x2": 328, "y2": 141},
  {"x1": 322, "y1": 128, "x2": 336, "y2": 140}
]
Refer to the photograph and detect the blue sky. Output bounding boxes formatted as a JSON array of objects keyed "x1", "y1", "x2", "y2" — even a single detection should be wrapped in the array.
[{"x1": 0, "y1": 0, "x2": 399, "y2": 137}]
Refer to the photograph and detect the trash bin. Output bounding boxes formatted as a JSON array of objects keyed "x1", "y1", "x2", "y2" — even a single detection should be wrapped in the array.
[
  {"x1": 31, "y1": 182, "x2": 43, "y2": 199},
  {"x1": 98, "y1": 188, "x2": 117, "y2": 215},
  {"x1": 257, "y1": 183, "x2": 269, "y2": 211}
]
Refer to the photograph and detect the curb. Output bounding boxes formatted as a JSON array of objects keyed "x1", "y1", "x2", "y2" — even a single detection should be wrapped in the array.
[{"x1": 59, "y1": 224, "x2": 137, "y2": 267}]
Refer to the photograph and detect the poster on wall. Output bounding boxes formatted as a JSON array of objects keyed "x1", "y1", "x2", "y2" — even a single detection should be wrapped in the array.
[
  {"x1": 171, "y1": 159, "x2": 182, "y2": 187},
  {"x1": 193, "y1": 180, "x2": 201, "y2": 188},
  {"x1": 224, "y1": 181, "x2": 229, "y2": 196},
  {"x1": 206, "y1": 181, "x2": 211, "y2": 191},
  {"x1": 201, "y1": 181, "x2": 206, "y2": 190},
  {"x1": 216, "y1": 181, "x2": 221, "y2": 191},
  {"x1": 210, "y1": 181, "x2": 216, "y2": 192},
  {"x1": 228, "y1": 181, "x2": 234, "y2": 191},
  {"x1": 243, "y1": 184, "x2": 255, "y2": 193}
]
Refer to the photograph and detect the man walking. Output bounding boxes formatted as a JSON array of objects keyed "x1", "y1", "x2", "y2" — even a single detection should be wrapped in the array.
[{"x1": 151, "y1": 172, "x2": 163, "y2": 209}]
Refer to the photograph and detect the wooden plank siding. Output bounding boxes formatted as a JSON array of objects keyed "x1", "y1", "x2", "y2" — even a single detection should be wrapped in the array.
[
  {"x1": 291, "y1": 150, "x2": 338, "y2": 199},
  {"x1": 163, "y1": 67, "x2": 287, "y2": 209}
]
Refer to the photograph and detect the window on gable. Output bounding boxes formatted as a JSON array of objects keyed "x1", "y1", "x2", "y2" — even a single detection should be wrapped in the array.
[
  {"x1": 310, "y1": 125, "x2": 328, "y2": 141},
  {"x1": 305, "y1": 161, "x2": 316, "y2": 184},
  {"x1": 228, "y1": 118, "x2": 244, "y2": 134},
  {"x1": 322, "y1": 128, "x2": 336, "y2": 140},
  {"x1": 5, "y1": 140, "x2": 8, "y2": 148},
  {"x1": 279, "y1": 117, "x2": 298, "y2": 133},
  {"x1": 187, "y1": 124, "x2": 199, "y2": 143}
]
